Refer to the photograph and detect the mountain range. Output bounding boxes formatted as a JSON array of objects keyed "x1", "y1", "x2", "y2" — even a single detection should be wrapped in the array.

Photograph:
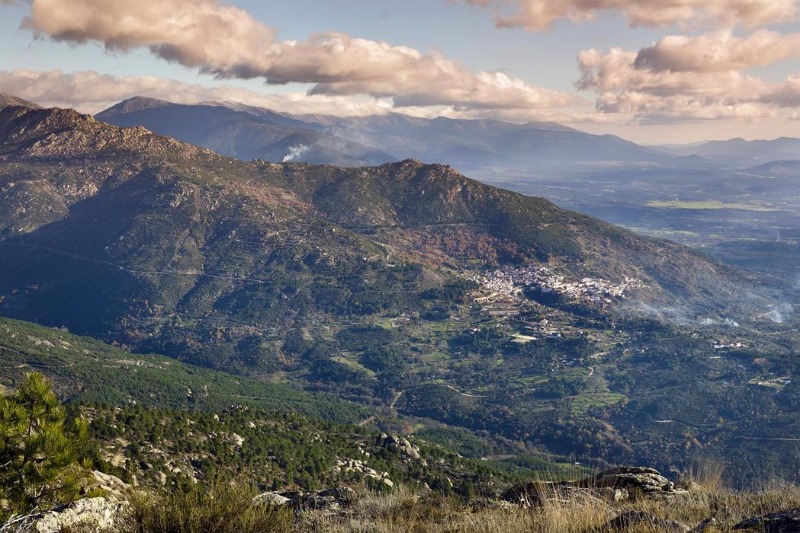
[
  {"x1": 0, "y1": 101, "x2": 766, "y2": 351},
  {"x1": 96, "y1": 97, "x2": 800, "y2": 178},
  {"x1": 96, "y1": 97, "x2": 667, "y2": 173}
]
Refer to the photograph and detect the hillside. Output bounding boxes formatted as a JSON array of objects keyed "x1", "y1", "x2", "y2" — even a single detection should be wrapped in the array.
[
  {"x1": 8, "y1": 360, "x2": 800, "y2": 533},
  {"x1": 0, "y1": 316, "x2": 364, "y2": 422},
  {"x1": 747, "y1": 159, "x2": 800, "y2": 178},
  {"x1": 0, "y1": 103, "x2": 768, "y2": 352},
  {"x1": 0, "y1": 102, "x2": 797, "y2": 484}
]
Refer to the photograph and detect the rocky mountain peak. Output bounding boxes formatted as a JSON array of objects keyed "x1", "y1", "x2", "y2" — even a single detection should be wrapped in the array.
[{"x1": 0, "y1": 104, "x2": 218, "y2": 162}]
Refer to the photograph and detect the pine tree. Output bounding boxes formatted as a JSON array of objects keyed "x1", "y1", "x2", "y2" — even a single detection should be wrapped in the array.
[{"x1": 0, "y1": 372, "x2": 88, "y2": 518}]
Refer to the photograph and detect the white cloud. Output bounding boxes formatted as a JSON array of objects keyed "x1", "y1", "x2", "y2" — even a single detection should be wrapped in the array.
[
  {"x1": 15, "y1": 0, "x2": 577, "y2": 114},
  {"x1": 0, "y1": 68, "x2": 593, "y2": 126},
  {"x1": 633, "y1": 30, "x2": 800, "y2": 72},
  {"x1": 576, "y1": 33, "x2": 800, "y2": 123},
  {"x1": 456, "y1": 0, "x2": 798, "y2": 30},
  {"x1": 0, "y1": 69, "x2": 393, "y2": 116},
  {"x1": 577, "y1": 47, "x2": 769, "y2": 97},
  {"x1": 25, "y1": 0, "x2": 276, "y2": 77}
]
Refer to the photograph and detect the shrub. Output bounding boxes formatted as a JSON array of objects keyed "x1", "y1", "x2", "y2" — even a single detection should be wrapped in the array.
[{"x1": 119, "y1": 480, "x2": 292, "y2": 533}]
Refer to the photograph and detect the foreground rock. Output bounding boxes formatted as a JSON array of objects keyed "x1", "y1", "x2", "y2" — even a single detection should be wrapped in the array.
[
  {"x1": 734, "y1": 508, "x2": 800, "y2": 532},
  {"x1": 502, "y1": 466, "x2": 685, "y2": 507},
  {"x1": 582, "y1": 466, "x2": 686, "y2": 497}
]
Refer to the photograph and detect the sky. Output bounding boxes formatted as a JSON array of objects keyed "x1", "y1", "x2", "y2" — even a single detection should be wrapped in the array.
[{"x1": 0, "y1": 0, "x2": 799, "y2": 144}]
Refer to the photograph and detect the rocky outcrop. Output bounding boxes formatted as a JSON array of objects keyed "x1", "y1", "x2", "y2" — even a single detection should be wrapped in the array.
[
  {"x1": 734, "y1": 508, "x2": 800, "y2": 532},
  {"x1": 335, "y1": 458, "x2": 395, "y2": 488},
  {"x1": 84, "y1": 470, "x2": 131, "y2": 501},
  {"x1": 30, "y1": 497, "x2": 126, "y2": 533},
  {"x1": 254, "y1": 487, "x2": 357, "y2": 513},
  {"x1": 380, "y1": 433, "x2": 423, "y2": 461},
  {"x1": 582, "y1": 466, "x2": 687, "y2": 497},
  {"x1": 6, "y1": 473, "x2": 132, "y2": 532},
  {"x1": 253, "y1": 492, "x2": 292, "y2": 507},
  {"x1": 503, "y1": 466, "x2": 685, "y2": 507}
]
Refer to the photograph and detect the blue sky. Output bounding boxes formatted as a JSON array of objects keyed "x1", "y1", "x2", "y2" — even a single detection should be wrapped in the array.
[{"x1": 0, "y1": 0, "x2": 799, "y2": 143}]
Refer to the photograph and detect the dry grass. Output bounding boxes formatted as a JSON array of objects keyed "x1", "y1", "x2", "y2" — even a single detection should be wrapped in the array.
[
  {"x1": 295, "y1": 478, "x2": 800, "y2": 533},
  {"x1": 8, "y1": 473, "x2": 799, "y2": 532}
]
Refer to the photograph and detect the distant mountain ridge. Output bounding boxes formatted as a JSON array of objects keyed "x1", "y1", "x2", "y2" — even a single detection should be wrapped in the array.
[
  {"x1": 746, "y1": 159, "x2": 800, "y2": 177},
  {"x1": 96, "y1": 96, "x2": 668, "y2": 172},
  {"x1": 670, "y1": 136, "x2": 800, "y2": 164},
  {"x1": 309, "y1": 112, "x2": 666, "y2": 169}
]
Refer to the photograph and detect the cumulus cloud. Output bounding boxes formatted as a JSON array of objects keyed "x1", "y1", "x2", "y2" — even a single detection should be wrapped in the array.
[
  {"x1": 0, "y1": 68, "x2": 395, "y2": 116},
  {"x1": 633, "y1": 30, "x2": 800, "y2": 72},
  {"x1": 577, "y1": 47, "x2": 769, "y2": 96},
  {"x1": 456, "y1": 0, "x2": 797, "y2": 30},
  {"x1": 24, "y1": 0, "x2": 276, "y2": 77},
  {"x1": 576, "y1": 31, "x2": 800, "y2": 123},
  {"x1": 14, "y1": 0, "x2": 576, "y2": 113},
  {"x1": 0, "y1": 68, "x2": 593, "y2": 125},
  {"x1": 762, "y1": 74, "x2": 800, "y2": 108}
]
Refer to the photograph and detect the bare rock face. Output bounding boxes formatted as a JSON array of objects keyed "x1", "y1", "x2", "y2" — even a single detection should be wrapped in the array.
[
  {"x1": 17, "y1": 472, "x2": 130, "y2": 532},
  {"x1": 734, "y1": 508, "x2": 800, "y2": 532},
  {"x1": 253, "y1": 492, "x2": 292, "y2": 507}
]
